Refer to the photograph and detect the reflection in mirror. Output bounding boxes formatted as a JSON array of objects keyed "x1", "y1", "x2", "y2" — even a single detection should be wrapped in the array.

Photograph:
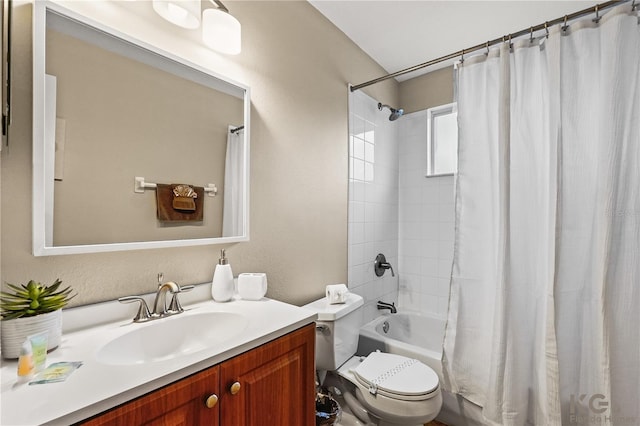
[{"x1": 32, "y1": 2, "x2": 250, "y2": 256}]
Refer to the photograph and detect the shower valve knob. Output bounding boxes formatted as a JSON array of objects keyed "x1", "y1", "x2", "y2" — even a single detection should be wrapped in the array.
[{"x1": 374, "y1": 253, "x2": 395, "y2": 277}]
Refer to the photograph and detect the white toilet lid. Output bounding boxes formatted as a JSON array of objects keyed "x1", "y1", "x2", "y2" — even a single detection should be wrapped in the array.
[{"x1": 352, "y1": 352, "x2": 439, "y2": 399}]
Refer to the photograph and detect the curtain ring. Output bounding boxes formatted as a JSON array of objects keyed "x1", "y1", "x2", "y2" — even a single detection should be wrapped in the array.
[
  {"x1": 508, "y1": 34, "x2": 512, "y2": 48},
  {"x1": 485, "y1": 41, "x2": 490, "y2": 55},
  {"x1": 529, "y1": 27, "x2": 535, "y2": 43},
  {"x1": 632, "y1": 0, "x2": 637, "y2": 11},
  {"x1": 593, "y1": 4, "x2": 601, "y2": 23},
  {"x1": 460, "y1": 48, "x2": 465, "y2": 63},
  {"x1": 562, "y1": 15, "x2": 569, "y2": 32},
  {"x1": 544, "y1": 22, "x2": 549, "y2": 39}
]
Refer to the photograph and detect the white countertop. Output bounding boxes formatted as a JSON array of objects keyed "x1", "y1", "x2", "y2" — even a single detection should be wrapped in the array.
[{"x1": 0, "y1": 291, "x2": 316, "y2": 425}]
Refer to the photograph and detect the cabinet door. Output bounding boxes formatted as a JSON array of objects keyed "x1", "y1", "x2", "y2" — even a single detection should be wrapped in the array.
[
  {"x1": 219, "y1": 324, "x2": 315, "y2": 426},
  {"x1": 81, "y1": 366, "x2": 220, "y2": 426}
]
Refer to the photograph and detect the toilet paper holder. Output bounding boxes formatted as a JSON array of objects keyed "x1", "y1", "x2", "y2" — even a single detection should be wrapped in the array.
[{"x1": 374, "y1": 253, "x2": 395, "y2": 277}]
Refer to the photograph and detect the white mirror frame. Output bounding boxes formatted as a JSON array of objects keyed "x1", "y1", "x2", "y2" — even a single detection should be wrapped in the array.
[{"x1": 32, "y1": 1, "x2": 251, "y2": 256}]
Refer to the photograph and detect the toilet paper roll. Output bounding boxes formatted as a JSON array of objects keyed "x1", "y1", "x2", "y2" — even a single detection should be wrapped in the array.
[{"x1": 326, "y1": 284, "x2": 349, "y2": 305}]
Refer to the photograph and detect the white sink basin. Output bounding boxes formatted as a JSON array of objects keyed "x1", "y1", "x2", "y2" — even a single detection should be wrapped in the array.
[{"x1": 96, "y1": 312, "x2": 248, "y2": 366}]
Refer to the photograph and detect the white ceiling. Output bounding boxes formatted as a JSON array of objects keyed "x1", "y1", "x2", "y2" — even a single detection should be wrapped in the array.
[{"x1": 309, "y1": 1, "x2": 600, "y2": 82}]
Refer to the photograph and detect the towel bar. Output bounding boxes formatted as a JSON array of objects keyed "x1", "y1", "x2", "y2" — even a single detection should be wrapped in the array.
[{"x1": 134, "y1": 177, "x2": 217, "y2": 197}]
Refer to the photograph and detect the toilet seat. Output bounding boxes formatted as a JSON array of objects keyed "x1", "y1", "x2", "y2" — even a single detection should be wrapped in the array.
[{"x1": 351, "y1": 352, "x2": 439, "y2": 401}]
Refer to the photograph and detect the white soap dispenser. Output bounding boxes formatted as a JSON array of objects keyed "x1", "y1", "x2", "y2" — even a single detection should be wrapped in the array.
[{"x1": 211, "y1": 249, "x2": 234, "y2": 302}]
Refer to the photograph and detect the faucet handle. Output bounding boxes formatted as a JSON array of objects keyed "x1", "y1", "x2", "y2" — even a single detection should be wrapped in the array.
[
  {"x1": 168, "y1": 285, "x2": 195, "y2": 313},
  {"x1": 118, "y1": 296, "x2": 152, "y2": 322},
  {"x1": 374, "y1": 253, "x2": 395, "y2": 277},
  {"x1": 180, "y1": 285, "x2": 195, "y2": 293}
]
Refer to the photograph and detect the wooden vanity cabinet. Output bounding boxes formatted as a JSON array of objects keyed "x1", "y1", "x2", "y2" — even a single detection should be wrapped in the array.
[
  {"x1": 80, "y1": 366, "x2": 219, "y2": 426},
  {"x1": 80, "y1": 324, "x2": 315, "y2": 426},
  {"x1": 219, "y1": 323, "x2": 315, "y2": 425}
]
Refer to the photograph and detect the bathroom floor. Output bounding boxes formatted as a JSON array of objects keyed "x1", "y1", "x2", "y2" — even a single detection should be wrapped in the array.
[{"x1": 425, "y1": 421, "x2": 449, "y2": 426}]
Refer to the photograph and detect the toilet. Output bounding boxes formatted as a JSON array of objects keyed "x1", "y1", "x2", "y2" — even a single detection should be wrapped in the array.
[{"x1": 304, "y1": 294, "x2": 442, "y2": 426}]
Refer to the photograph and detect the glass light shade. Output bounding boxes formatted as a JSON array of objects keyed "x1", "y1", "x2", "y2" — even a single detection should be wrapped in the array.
[
  {"x1": 152, "y1": 0, "x2": 201, "y2": 29},
  {"x1": 202, "y1": 8, "x2": 241, "y2": 55}
]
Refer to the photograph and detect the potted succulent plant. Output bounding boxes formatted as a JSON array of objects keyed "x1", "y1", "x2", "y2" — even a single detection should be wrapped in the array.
[{"x1": 1, "y1": 279, "x2": 75, "y2": 359}]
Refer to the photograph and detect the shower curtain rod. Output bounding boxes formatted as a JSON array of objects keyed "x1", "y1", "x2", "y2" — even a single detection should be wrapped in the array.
[{"x1": 350, "y1": 0, "x2": 632, "y2": 92}]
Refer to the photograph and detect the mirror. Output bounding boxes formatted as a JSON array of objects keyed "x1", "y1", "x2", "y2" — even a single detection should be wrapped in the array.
[{"x1": 32, "y1": 2, "x2": 250, "y2": 256}]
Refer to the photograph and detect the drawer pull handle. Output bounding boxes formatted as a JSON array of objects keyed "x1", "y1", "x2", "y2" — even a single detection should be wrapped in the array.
[
  {"x1": 205, "y1": 394, "x2": 219, "y2": 409},
  {"x1": 230, "y1": 381, "x2": 241, "y2": 395}
]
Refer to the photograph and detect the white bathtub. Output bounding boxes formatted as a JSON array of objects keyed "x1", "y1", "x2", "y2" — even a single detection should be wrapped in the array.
[
  {"x1": 358, "y1": 312, "x2": 445, "y2": 381},
  {"x1": 357, "y1": 312, "x2": 485, "y2": 426}
]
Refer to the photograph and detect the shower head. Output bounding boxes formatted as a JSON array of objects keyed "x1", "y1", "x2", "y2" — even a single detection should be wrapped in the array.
[{"x1": 378, "y1": 102, "x2": 404, "y2": 121}]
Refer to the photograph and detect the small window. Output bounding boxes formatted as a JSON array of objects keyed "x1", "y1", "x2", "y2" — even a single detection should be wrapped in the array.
[{"x1": 426, "y1": 103, "x2": 458, "y2": 177}]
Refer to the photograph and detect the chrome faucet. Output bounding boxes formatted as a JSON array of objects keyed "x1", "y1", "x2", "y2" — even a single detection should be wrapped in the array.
[
  {"x1": 377, "y1": 301, "x2": 397, "y2": 314},
  {"x1": 152, "y1": 281, "x2": 180, "y2": 316},
  {"x1": 118, "y1": 275, "x2": 194, "y2": 323}
]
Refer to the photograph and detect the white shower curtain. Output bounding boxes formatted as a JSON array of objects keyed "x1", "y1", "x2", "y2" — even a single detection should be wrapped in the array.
[
  {"x1": 443, "y1": 5, "x2": 640, "y2": 426},
  {"x1": 222, "y1": 126, "x2": 245, "y2": 237}
]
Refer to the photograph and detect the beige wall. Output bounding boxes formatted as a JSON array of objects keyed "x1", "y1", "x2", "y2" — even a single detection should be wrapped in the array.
[
  {"x1": 399, "y1": 66, "x2": 454, "y2": 114},
  {"x1": 48, "y1": 29, "x2": 243, "y2": 245},
  {"x1": 1, "y1": 1, "x2": 397, "y2": 307}
]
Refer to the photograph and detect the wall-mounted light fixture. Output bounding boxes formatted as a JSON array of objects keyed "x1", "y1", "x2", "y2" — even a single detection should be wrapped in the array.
[
  {"x1": 152, "y1": 0, "x2": 201, "y2": 29},
  {"x1": 202, "y1": 1, "x2": 241, "y2": 55},
  {"x1": 152, "y1": 0, "x2": 241, "y2": 55}
]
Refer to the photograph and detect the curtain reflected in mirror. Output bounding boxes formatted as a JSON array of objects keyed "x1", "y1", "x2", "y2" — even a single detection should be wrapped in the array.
[{"x1": 222, "y1": 126, "x2": 245, "y2": 237}]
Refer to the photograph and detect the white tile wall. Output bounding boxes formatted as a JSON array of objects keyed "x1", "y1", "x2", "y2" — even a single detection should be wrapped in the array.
[
  {"x1": 397, "y1": 110, "x2": 454, "y2": 319},
  {"x1": 348, "y1": 91, "x2": 399, "y2": 323},
  {"x1": 347, "y1": 97, "x2": 454, "y2": 322}
]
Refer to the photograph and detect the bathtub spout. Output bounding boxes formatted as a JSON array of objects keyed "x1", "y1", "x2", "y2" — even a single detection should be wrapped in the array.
[{"x1": 376, "y1": 301, "x2": 397, "y2": 314}]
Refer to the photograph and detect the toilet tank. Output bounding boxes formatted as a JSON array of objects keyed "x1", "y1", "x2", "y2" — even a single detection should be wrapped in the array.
[{"x1": 303, "y1": 293, "x2": 364, "y2": 371}]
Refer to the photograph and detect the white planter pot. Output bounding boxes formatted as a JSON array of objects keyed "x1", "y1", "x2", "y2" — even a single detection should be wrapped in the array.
[{"x1": 1, "y1": 310, "x2": 62, "y2": 359}]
